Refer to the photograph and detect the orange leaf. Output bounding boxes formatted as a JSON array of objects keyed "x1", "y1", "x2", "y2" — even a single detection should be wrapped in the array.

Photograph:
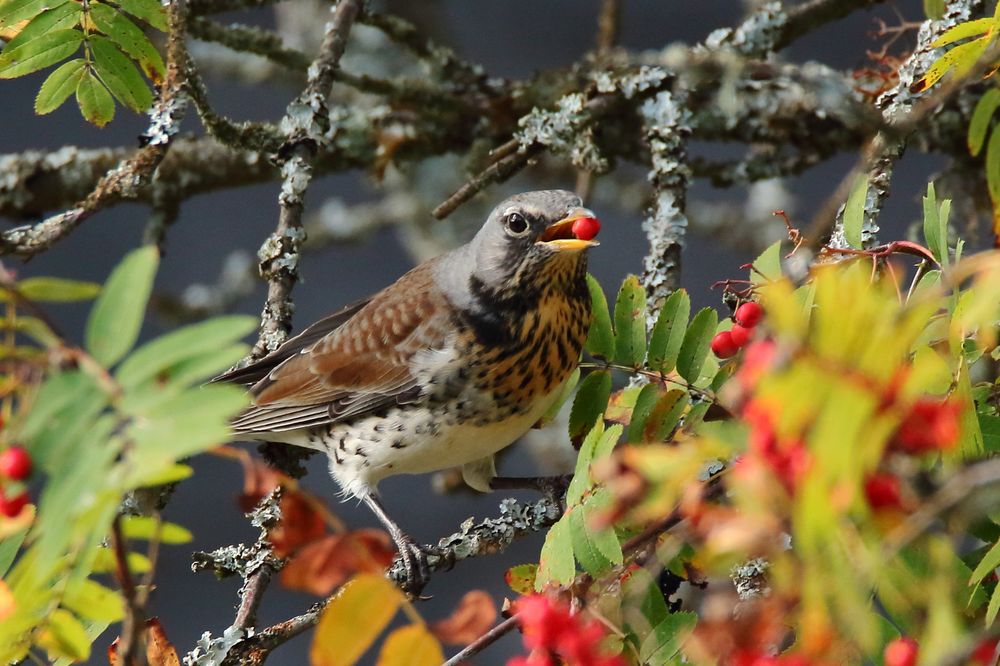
[
  {"x1": 311, "y1": 573, "x2": 402, "y2": 666},
  {"x1": 282, "y1": 529, "x2": 395, "y2": 596},
  {"x1": 239, "y1": 455, "x2": 326, "y2": 557},
  {"x1": 108, "y1": 618, "x2": 179, "y2": 666},
  {"x1": 0, "y1": 580, "x2": 13, "y2": 623},
  {"x1": 375, "y1": 624, "x2": 444, "y2": 666},
  {"x1": 429, "y1": 590, "x2": 498, "y2": 646}
]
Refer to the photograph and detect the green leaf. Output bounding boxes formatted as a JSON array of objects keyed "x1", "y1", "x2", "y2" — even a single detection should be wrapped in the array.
[
  {"x1": 2, "y1": 2, "x2": 80, "y2": 52},
  {"x1": 85, "y1": 245, "x2": 159, "y2": 366},
  {"x1": 567, "y1": 420, "x2": 605, "y2": 505},
  {"x1": 647, "y1": 289, "x2": 690, "y2": 374},
  {"x1": 922, "y1": 182, "x2": 949, "y2": 267},
  {"x1": 923, "y1": 0, "x2": 945, "y2": 19},
  {"x1": 623, "y1": 568, "x2": 670, "y2": 635},
  {"x1": 639, "y1": 611, "x2": 698, "y2": 665},
  {"x1": 92, "y1": 548, "x2": 151, "y2": 574},
  {"x1": 627, "y1": 383, "x2": 662, "y2": 443},
  {"x1": 569, "y1": 505, "x2": 612, "y2": 577},
  {"x1": 643, "y1": 388, "x2": 689, "y2": 442},
  {"x1": 930, "y1": 17, "x2": 993, "y2": 48},
  {"x1": 38, "y1": 609, "x2": 91, "y2": 661},
  {"x1": 583, "y1": 488, "x2": 622, "y2": 564},
  {"x1": 592, "y1": 422, "x2": 622, "y2": 460},
  {"x1": 116, "y1": 315, "x2": 256, "y2": 389},
  {"x1": 749, "y1": 240, "x2": 782, "y2": 285},
  {"x1": 613, "y1": 275, "x2": 646, "y2": 368},
  {"x1": 9, "y1": 275, "x2": 100, "y2": 302},
  {"x1": 137, "y1": 462, "x2": 193, "y2": 486},
  {"x1": 584, "y1": 274, "x2": 614, "y2": 360},
  {"x1": 988, "y1": 583, "x2": 1000, "y2": 626},
  {"x1": 0, "y1": 0, "x2": 59, "y2": 30},
  {"x1": 62, "y1": 579, "x2": 124, "y2": 623},
  {"x1": 76, "y1": 70, "x2": 115, "y2": 126},
  {"x1": 120, "y1": 516, "x2": 192, "y2": 544},
  {"x1": 676, "y1": 307, "x2": 718, "y2": 384},
  {"x1": 0, "y1": 27, "x2": 81, "y2": 78},
  {"x1": 505, "y1": 564, "x2": 537, "y2": 595},
  {"x1": 89, "y1": 3, "x2": 164, "y2": 81},
  {"x1": 0, "y1": 524, "x2": 28, "y2": 577},
  {"x1": 969, "y1": 88, "x2": 1000, "y2": 156},
  {"x1": 568, "y1": 370, "x2": 611, "y2": 442},
  {"x1": 988, "y1": 123, "x2": 1000, "y2": 210},
  {"x1": 844, "y1": 172, "x2": 868, "y2": 250},
  {"x1": 116, "y1": 0, "x2": 167, "y2": 31},
  {"x1": 536, "y1": 517, "x2": 575, "y2": 589},
  {"x1": 981, "y1": 414, "x2": 1000, "y2": 453},
  {"x1": 34, "y1": 57, "x2": 87, "y2": 113},
  {"x1": 970, "y1": 539, "x2": 1000, "y2": 584},
  {"x1": 90, "y1": 34, "x2": 152, "y2": 112}
]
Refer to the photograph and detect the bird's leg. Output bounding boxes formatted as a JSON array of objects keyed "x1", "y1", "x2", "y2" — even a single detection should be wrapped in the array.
[
  {"x1": 490, "y1": 474, "x2": 572, "y2": 510},
  {"x1": 361, "y1": 493, "x2": 450, "y2": 598}
]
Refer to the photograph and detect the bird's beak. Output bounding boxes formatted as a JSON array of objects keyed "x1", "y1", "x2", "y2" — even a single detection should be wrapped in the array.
[{"x1": 538, "y1": 207, "x2": 600, "y2": 251}]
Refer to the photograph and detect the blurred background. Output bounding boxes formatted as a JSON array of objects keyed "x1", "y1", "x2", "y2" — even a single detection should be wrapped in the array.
[{"x1": 0, "y1": 0, "x2": 947, "y2": 662}]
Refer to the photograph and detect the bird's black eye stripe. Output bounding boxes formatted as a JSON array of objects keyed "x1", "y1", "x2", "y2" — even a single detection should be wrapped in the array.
[{"x1": 505, "y1": 212, "x2": 529, "y2": 235}]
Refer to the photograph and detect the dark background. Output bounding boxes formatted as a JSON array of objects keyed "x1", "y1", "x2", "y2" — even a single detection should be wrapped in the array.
[{"x1": 1, "y1": 1, "x2": 941, "y2": 663}]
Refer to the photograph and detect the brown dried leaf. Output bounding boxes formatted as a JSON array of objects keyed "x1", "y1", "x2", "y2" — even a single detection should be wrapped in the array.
[
  {"x1": 281, "y1": 529, "x2": 395, "y2": 597},
  {"x1": 239, "y1": 455, "x2": 326, "y2": 557},
  {"x1": 108, "y1": 618, "x2": 179, "y2": 666},
  {"x1": 429, "y1": 590, "x2": 497, "y2": 646}
]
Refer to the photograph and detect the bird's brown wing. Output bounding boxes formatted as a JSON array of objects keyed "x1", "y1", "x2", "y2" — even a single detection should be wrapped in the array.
[{"x1": 228, "y1": 263, "x2": 453, "y2": 433}]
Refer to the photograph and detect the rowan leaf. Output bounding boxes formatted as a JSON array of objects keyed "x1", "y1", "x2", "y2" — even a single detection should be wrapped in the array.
[
  {"x1": 969, "y1": 88, "x2": 1000, "y2": 156},
  {"x1": 584, "y1": 273, "x2": 614, "y2": 360},
  {"x1": 569, "y1": 504, "x2": 613, "y2": 577},
  {"x1": 311, "y1": 573, "x2": 402, "y2": 666},
  {"x1": 89, "y1": 3, "x2": 164, "y2": 81},
  {"x1": 76, "y1": 69, "x2": 115, "y2": 126},
  {"x1": 0, "y1": 27, "x2": 81, "y2": 78},
  {"x1": 627, "y1": 383, "x2": 663, "y2": 443},
  {"x1": 116, "y1": 0, "x2": 167, "y2": 31},
  {"x1": 90, "y1": 34, "x2": 152, "y2": 112},
  {"x1": 647, "y1": 288, "x2": 690, "y2": 374},
  {"x1": 120, "y1": 516, "x2": 192, "y2": 544},
  {"x1": 749, "y1": 240, "x2": 782, "y2": 285},
  {"x1": 429, "y1": 590, "x2": 497, "y2": 646},
  {"x1": 930, "y1": 17, "x2": 992, "y2": 47},
  {"x1": 567, "y1": 420, "x2": 605, "y2": 505},
  {"x1": 505, "y1": 564, "x2": 538, "y2": 595},
  {"x1": 0, "y1": 0, "x2": 58, "y2": 30},
  {"x1": 568, "y1": 370, "x2": 611, "y2": 442},
  {"x1": 8, "y1": 275, "x2": 99, "y2": 301},
  {"x1": 613, "y1": 275, "x2": 646, "y2": 367},
  {"x1": 676, "y1": 307, "x2": 718, "y2": 384},
  {"x1": 62, "y1": 579, "x2": 124, "y2": 623},
  {"x1": 85, "y1": 245, "x2": 159, "y2": 366},
  {"x1": 375, "y1": 624, "x2": 444, "y2": 666},
  {"x1": 536, "y1": 517, "x2": 575, "y2": 589},
  {"x1": 643, "y1": 388, "x2": 689, "y2": 442},
  {"x1": 639, "y1": 611, "x2": 698, "y2": 665},
  {"x1": 970, "y1": 539, "x2": 1000, "y2": 585},
  {"x1": 37, "y1": 609, "x2": 90, "y2": 661},
  {"x1": 2, "y1": 2, "x2": 79, "y2": 52}
]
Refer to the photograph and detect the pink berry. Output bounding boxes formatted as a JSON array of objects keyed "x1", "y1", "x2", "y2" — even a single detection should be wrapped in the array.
[
  {"x1": 711, "y1": 331, "x2": 739, "y2": 359},
  {"x1": 0, "y1": 446, "x2": 31, "y2": 481},
  {"x1": 571, "y1": 217, "x2": 600, "y2": 241},
  {"x1": 729, "y1": 324, "x2": 754, "y2": 347},
  {"x1": 0, "y1": 490, "x2": 29, "y2": 518},
  {"x1": 884, "y1": 637, "x2": 918, "y2": 666},
  {"x1": 734, "y1": 301, "x2": 764, "y2": 327}
]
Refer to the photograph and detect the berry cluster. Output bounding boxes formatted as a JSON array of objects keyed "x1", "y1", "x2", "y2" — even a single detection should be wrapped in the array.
[
  {"x1": 883, "y1": 636, "x2": 998, "y2": 666},
  {"x1": 508, "y1": 594, "x2": 624, "y2": 666},
  {"x1": 713, "y1": 302, "x2": 764, "y2": 359},
  {"x1": 0, "y1": 444, "x2": 32, "y2": 517}
]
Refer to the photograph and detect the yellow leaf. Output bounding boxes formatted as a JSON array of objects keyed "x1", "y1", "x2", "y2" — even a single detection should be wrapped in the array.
[
  {"x1": 930, "y1": 17, "x2": 993, "y2": 47},
  {"x1": 375, "y1": 624, "x2": 444, "y2": 666},
  {"x1": 0, "y1": 581, "x2": 13, "y2": 622},
  {"x1": 310, "y1": 574, "x2": 402, "y2": 666}
]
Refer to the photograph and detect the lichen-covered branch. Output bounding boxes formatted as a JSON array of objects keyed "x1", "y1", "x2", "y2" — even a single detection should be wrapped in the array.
[
  {"x1": 252, "y1": 0, "x2": 361, "y2": 357},
  {"x1": 386, "y1": 496, "x2": 561, "y2": 584}
]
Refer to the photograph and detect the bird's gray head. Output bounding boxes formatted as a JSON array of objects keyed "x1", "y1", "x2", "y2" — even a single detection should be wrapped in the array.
[{"x1": 457, "y1": 190, "x2": 598, "y2": 301}]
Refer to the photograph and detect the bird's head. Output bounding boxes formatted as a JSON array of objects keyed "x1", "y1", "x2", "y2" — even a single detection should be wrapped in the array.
[{"x1": 463, "y1": 190, "x2": 599, "y2": 301}]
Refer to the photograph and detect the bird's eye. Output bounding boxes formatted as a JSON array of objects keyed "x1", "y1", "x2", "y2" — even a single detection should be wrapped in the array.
[{"x1": 505, "y1": 213, "x2": 529, "y2": 236}]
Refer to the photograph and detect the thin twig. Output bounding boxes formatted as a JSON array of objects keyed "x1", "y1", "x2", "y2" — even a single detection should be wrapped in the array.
[
  {"x1": 111, "y1": 515, "x2": 145, "y2": 666},
  {"x1": 440, "y1": 614, "x2": 519, "y2": 666}
]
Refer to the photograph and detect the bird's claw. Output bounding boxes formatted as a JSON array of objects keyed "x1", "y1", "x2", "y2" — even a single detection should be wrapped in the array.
[{"x1": 395, "y1": 538, "x2": 454, "y2": 598}]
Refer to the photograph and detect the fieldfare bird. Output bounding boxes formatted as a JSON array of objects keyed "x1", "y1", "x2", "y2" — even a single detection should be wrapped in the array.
[{"x1": 216, "y1": 190, "x2": 599, "y2": 594}]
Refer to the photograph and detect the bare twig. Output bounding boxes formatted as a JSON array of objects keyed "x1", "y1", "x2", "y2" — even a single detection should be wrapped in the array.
[
  {"x1": 110, "y1": 516, "x2": 145, "y2": 666},
  {"x1": 441, "y1": 615, "x2": 520, "y2": 666}
]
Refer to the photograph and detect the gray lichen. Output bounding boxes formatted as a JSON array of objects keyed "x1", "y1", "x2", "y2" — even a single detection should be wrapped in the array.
[{"x1": 183, "y1": 626, "x2": 249, "y2": 666}]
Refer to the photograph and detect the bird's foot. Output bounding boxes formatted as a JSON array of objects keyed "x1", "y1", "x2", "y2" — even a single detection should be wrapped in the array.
[{"x1": 393, "y1": 536, "x2": 454, "y2": 599}]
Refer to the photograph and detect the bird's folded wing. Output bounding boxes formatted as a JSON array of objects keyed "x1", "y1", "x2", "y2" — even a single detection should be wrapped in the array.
[{"x1": 230, "y1": 264, "x2": 453, "y2": 433}]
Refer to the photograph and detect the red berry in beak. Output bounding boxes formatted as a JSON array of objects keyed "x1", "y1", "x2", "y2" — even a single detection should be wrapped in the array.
[
  {"x1": 734, "y1": 301, "x2": 764, "y2": 327},
  {"x1": 0, "y1": 445, "x2": 31, "y2": 481},
  {"x1": 571, "y1": 217, "x2": 600, "y2": 241},
  {"x1": 711, "y1": 331, "x2": 739, "y2": 359}
]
